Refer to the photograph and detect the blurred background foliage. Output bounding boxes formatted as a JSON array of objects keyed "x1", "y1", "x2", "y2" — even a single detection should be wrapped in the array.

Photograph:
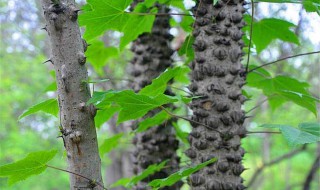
[{"x1": 0, "y1": 0, "x2": 319, "y2": 189}]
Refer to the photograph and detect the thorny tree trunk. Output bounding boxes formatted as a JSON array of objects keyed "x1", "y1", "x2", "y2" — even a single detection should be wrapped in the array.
[
  {"x1": 186, "y1": 0, "x2": 247, "y2": 189},
  {"x1": 129, "y1": 2, "x2": 181, "y2": 190},
  {"x1": 41, "y1": 0, "x2": 103, "y2": 189}
]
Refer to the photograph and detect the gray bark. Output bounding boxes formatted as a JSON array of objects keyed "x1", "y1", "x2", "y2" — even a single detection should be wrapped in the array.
[
  {"x1": 40, "y1": 0, "x2": 103, "y2": 189},
  {"x1": 187, "y1": 0, "x2": 247, "y2": 189},
  {"x1": 129, "y1": 2, "x2": 181, "y2": 190}
]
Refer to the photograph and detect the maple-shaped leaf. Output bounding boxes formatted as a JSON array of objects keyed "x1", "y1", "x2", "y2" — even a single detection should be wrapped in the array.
[{"x1": 79, "y1": 0, "x2": 133, "y2": 40}]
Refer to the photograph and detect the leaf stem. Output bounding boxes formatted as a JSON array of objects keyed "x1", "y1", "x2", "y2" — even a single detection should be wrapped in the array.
[
  {"x1": 247, "y1": 131, "x2": 281, "y2": 134},
  {"x1": 245, "y1": 0, "x2": 254, "y2": 72},
  {"x1": 159, "y1": 106, "x2": 223, "y2": 135},
  {"x1": 248, "y1": 51, "x2": 320, "y2": 73},
  {"x1": 126, "y1": 12, "x2": 192, "y2": 17},
  {"x1": 46, "y1": 164, "x2": 108, "y2": 190}
]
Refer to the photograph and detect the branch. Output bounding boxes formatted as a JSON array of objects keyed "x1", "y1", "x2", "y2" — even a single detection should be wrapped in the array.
[
  {"x1": 46, "y1": 165, "x2": 108, "y2": 190},
  {"x1": 248, "y1": 51, "x2": 320, "y2": 73},
  {"x1": 303, "y1": 152, "x2": 320, "y2": 190},
  {"x1": 245, "y1": 0, "x2": 255, "y2": 72},
  {"x1": 247, "y1": 145, "x2": 307, "y2": 187}
]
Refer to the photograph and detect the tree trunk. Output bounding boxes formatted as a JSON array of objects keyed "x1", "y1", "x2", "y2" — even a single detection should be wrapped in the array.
[
  {"x1": 186, "y1": 0, "x2": 247, "y2": 189},
  {"x1": 41, "y1": 0, "x2": 104, "y2": 189},
  {"x1": 129, "y1": 2, "x2": 181, "y2": 190}
]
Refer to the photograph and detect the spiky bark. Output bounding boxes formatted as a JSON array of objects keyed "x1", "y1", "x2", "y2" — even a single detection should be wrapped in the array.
[
  {"x1": 41, "y1": 0, "x2": 103, "y2": 189},
  {"x1": 186, "y1": 0, "x2": 247, "y2": 189},
  {"x1": 129, "y1": 3, "x2": 181, "y2": 190}
]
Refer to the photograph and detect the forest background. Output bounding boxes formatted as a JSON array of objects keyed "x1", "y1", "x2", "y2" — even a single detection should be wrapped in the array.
[{"x1": 0, "y1": 0, "x2": 319, "y2": 189}]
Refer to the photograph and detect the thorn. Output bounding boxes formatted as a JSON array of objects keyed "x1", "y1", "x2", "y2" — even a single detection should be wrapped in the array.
[
  {"x1": 43, "y1": 59, "x2": 53, "y2": 64},
  {"x1": 41, "y1": 26, "x2": 47, "y2": 31},
  {"x1": 57, "y1": 135, "x2": 63, "y2": 138}
]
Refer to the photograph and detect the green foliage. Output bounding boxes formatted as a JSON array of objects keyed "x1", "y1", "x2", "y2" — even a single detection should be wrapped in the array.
[
  {"x1": 79, "y1": 0, "x2": 132, "y2": 40},
  {"x1": 148, "y1": 158, "x2": 217, "y2": 189},
  {"x1": 95, "y1": 105, "x2": 121, "y2": 128},
  {"x1": 247, "y1": 66, "x2": 319, "y2": 115},
  {"x1": 111, "y1": 160, "x2": 168, "y2": 188},
  {"x1": 85, "y1": 39, "x2": 119, "y2": 74},
  {"x1": 139, "y1": 66, "x2": 190, "y2": 97},
  {"x1": 0, "y1": 150, "x2": 57, "y2": 185},
  {"x1": 88, "y1": 90, "x2": 178, "y2": 124},
  {"x1": 134, "y1": 110, "x2": 170, "y2": 133},
  {"x1": 120, "y1": 4, "x2": 157, "y2": 50},
  {"x1": 18, "y1": 99, "x2": 58, "y2": 120},
  {"x1": 178, "y1": 35, "x2": 195, "y2": 62},
  {"x1": 246, "y1": 18, "x2": 300, "y2": 53},
  {"x1": 260, "y1": 123, "x2": 320, "y2": 146},
  {"x1": 99, "y1": 133, "x2": 124, "y2": 156},
  {"x1": 172, "y1": 122, "x2": 189, "y2": 145},
  {"x1": 303, "y1": 0, "x2": 320, "y2": 15}
]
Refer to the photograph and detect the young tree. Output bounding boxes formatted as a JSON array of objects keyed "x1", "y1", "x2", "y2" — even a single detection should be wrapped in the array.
[
  {"x1": 40, "y1": 0, "x2": 104, "y2": 189},
  {"x1": 186, "y1": 0, "x2": 247, "y2": 189}
]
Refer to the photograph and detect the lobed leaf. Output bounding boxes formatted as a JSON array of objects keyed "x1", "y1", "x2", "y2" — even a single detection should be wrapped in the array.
[
  {"x1": 245, "y1": 18, "x2": 300, "y2": 53},
  {"x1": 0, "y1": 150, "x2": 57, "y2": 185},
  {"x1": 99, "y1": 133, "x2": 124, "y2": 156},
  {"x1": 79, "y1": 0, "x2": 133, "y2": 40},
  {"x1": 18, "y1": 99, "x2": 59, "y2": 120},
  {"x1": 111, "y1": 160, "x2": 168, "y2": 188},
  {"x1": 139, "y1": 66, "x2": 190, "y2": 97},
  {"x1": 134, "y1": 110, "x2": 170, "y2": 133},
  {"x1": 260, "y1": 123, "x2": 320, "y2": 146},
  {"x1": 148, "y1": 158, "x2": 217, "y2": 189}
]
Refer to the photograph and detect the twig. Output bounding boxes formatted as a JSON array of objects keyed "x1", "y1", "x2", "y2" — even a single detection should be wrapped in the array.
[
  {"x1": 247, "y1": 131, "x2": 281, "y2": 134},
  {"x1": 46, "y1": 165, "x2": 108, "y2": 190},
  {"x1": 247, "y1": 145, "x2": 307, "y2": 187},
  {"x1": 248, "y1": 51, "x2": 320, "y2": 73},
  {"x1": 245, "y1": 0, "x2": 255, "y2": 72},
  {"x1": 246, "y1": 97, "x2": 269, "y2": 114},
  {"x1": 126, "y1": 12, "x2": 192, "y2": 17},
  {"x1": 303, "y1": 152, "x2": 320, "y2": 190},
  {"x1": 159, "y1": 106, "x2": 223, "y2": 135}
]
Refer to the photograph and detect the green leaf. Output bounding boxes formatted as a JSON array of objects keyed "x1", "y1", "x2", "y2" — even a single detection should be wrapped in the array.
[
  {"x1": 120, "y1": 4, "x2": 157, "y2": 50},
  {"x1": 172, "y1": 122, "x2": 189, "y2": 145},
  {"x1": 213, "y1": 0, "x2": 219, "y2": 5},
  {"x1": 299, "y1": 122, "x2": 320, "y2": 137},
  {"x1": 111, "y1": 160, "x2": 168, "y2": 188},
  {"x1": 79, "y1": 0, "x2": 133, "y2": 40},
  {"x1": 178, "y1": 35, "x2": 195, "y2": 62},
  {"x1": 19, "y1": 99, "x2": 59, "y2": 120},
  {"x1": 135, "y1": 110, "x2": 170, "y2": 133},
  {"x1": 99, "y1": 133, "x2": 124, "y2": 156},
  {"x1": 180, "y1": 16, "x2": 194, "y2": 32},
  {"x1": 44, "y1": 82, "x2": 57, "y2": 92},
  {"x1": 148, "y1": 158, "x2": 217, "y2": 189},
  {"x1": 85, "y1": 40, "x2": 119, "y2": 74},
  {"x1": 248, "y1": 18, "x2": 300, "y2": 53},
  {"x1": 247, "y1": 69, "x2": 318, "y2": 116},
  {"x1": 0, "y1": 150, "x2": 57, "y2": 185},
  {"x1": 303, "y1": 0, "x2": 320, "y2": 15},
  {"x1": 109, "y1": 90, "x2": 178, "y2": 123},
  {"x1": 139, "y1": 67, "x2": 189, "y2": 97},
  {"x1": 260, "y1": 123, "x2": 320, "y2": 146},
  {"x1": 95, "y1": 105, "x2": 121, "y2": 128}
]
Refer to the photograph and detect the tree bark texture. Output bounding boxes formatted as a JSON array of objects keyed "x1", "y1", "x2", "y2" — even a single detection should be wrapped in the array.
[
  {"x1": 41, "y1": 0, "x2": 103, "y2": 189},
  {"x1": 129, "y1": 2, "x2": 181, "y2": 190},
  {"x1": 186, "y1": 0, "x2": 247, "y2": 189}
]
